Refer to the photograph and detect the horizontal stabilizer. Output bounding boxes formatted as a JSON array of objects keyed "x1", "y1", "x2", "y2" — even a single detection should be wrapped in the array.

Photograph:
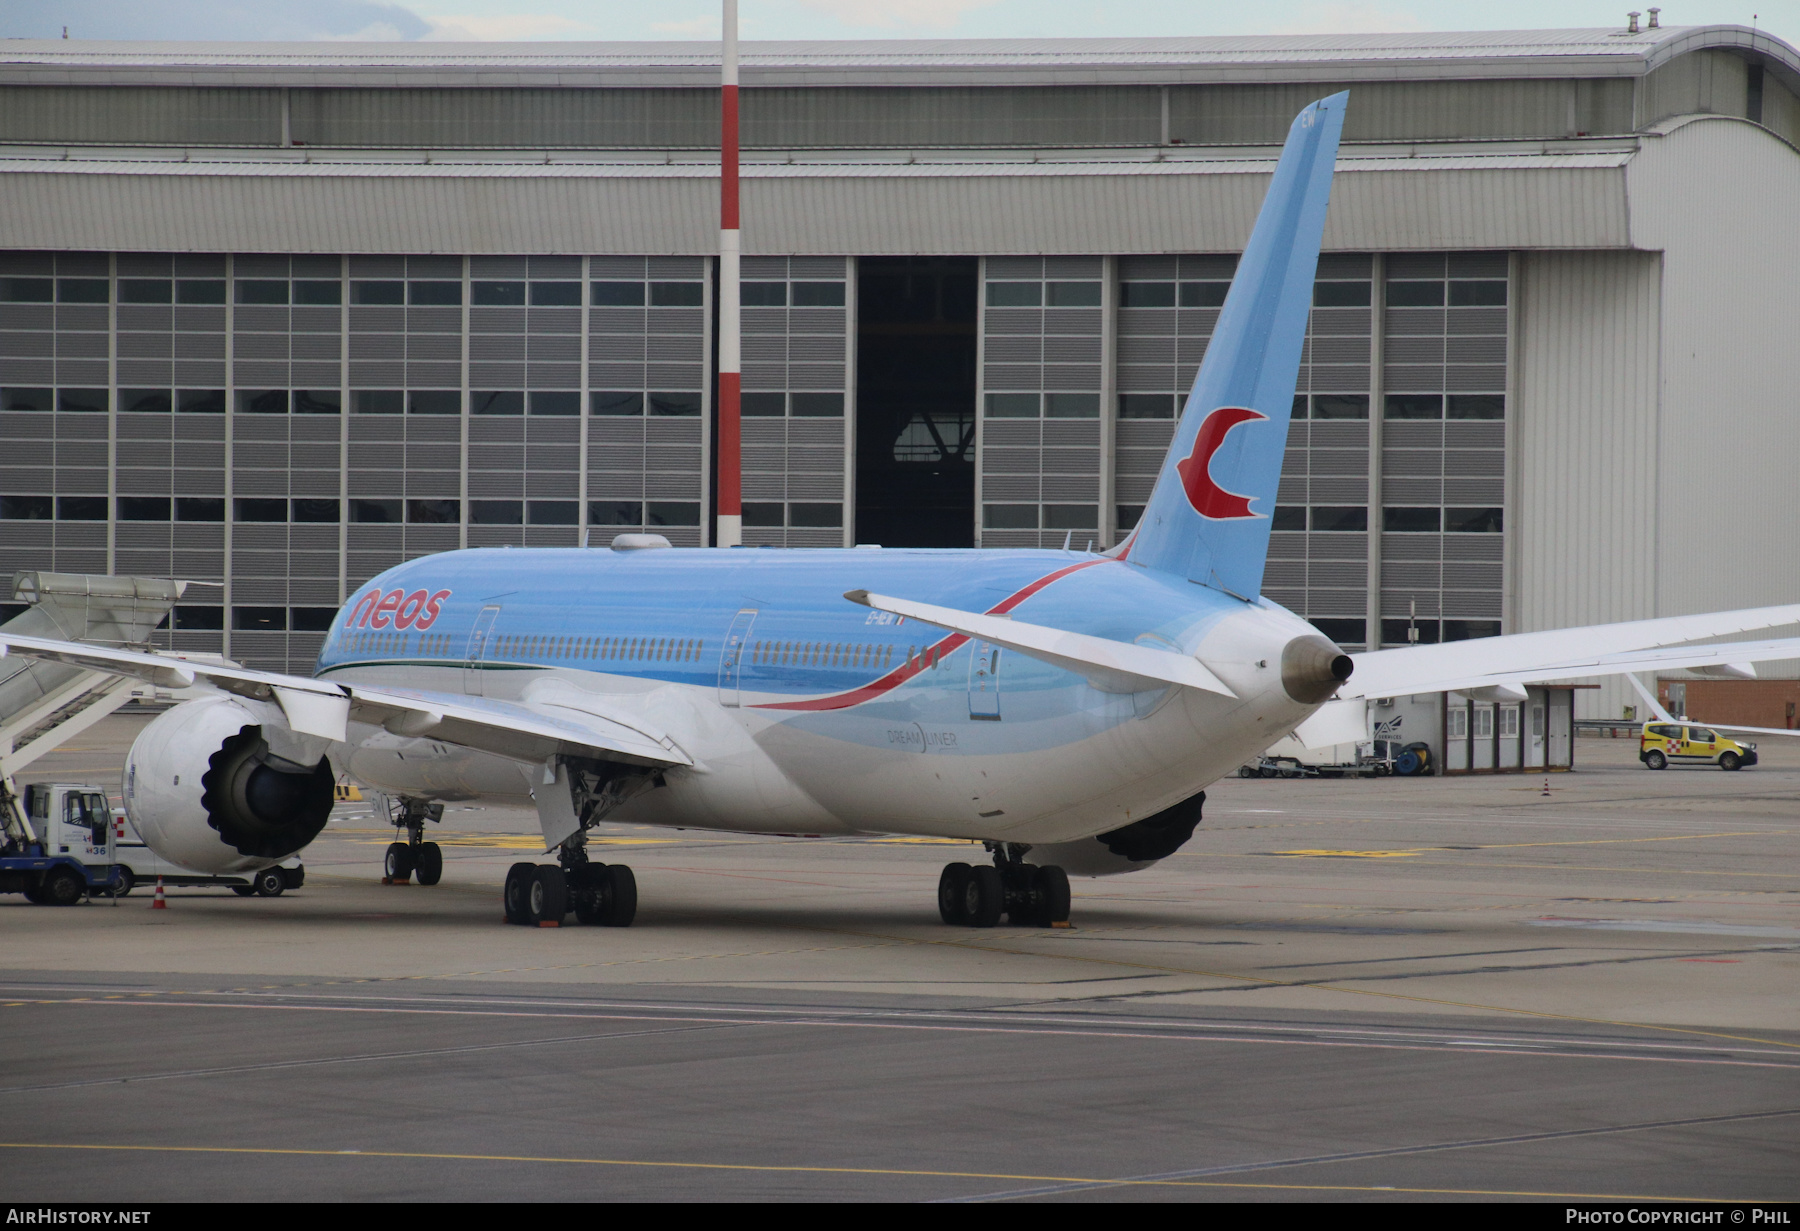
[{"x1": 844, "y1": 590, "x2": 1235, "y2": 697}]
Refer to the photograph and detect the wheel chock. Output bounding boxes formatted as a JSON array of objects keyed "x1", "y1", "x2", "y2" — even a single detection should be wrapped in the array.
[
  {"x1": 537, "y1": 920, "x2": 560, "y2": 928},
  {"x1": 1051, "y1": 920, "x2": 1074, "y2": 928}
]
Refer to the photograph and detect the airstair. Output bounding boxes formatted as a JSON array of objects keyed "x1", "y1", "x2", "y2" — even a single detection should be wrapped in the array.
[{"x1": 0, "y1": 572, "x2": 187, "y2": 849}]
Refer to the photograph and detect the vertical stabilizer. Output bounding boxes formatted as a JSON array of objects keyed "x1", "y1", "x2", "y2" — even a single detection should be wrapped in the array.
[{"x1": 1122, "y1": 93, "x2": 1347, "y2": 597}]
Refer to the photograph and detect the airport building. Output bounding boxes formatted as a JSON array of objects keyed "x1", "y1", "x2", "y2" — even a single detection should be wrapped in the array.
[{"x1": 0, "y1": 24, "x2": 1796, "y2": 718}]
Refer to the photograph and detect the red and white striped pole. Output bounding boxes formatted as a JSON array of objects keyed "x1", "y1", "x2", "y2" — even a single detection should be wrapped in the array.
[{"x1": 716, "y1": 0, "x2": 742, "y2": 548}]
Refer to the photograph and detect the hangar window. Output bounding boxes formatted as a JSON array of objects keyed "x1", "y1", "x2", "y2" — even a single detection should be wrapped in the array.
[
  {"x1": 57, "y1": 496, "x2": 107, "y2": 521},
  {"x1": 987, "y1": 282, "x2": 1040, "y2": 307},
  {"x1": 293, "y1": 280, "x2": 340, "y2": 306},
  {"x1": 1118, "y1": 394, "x2": 1175, "y2": 419},
  {"x1": 1116, "y1": 504, "x2": 1144, "y2": 531},
  {"x1": 173, "y1": 606, "x2": 224, "y2": 630},
  {"x1": 1272, "y1": 506, "x2": 1306, "y2": 531},
  {"x1": 408, "y1": 391, "x2": 460, "y2": 415},
  {"x1": 236, "y1": 280, "x2": 288, "y2": 305},
  {"x1": 292, "y1": 499, "x2": 337, "y2": 523},
  {"x1": 0, "y1": 277, "x2": 52, "y2": 302},
  {"x1": 471, "y1": 500, "x2": 523, "y2": 525},
  {"x1": 1383, "y1": 506, "x2": 1441, "y2": 533},
  {"x1": 1044, "y1": 504, "x2": 1096, "y2": 529},
  {"x1": 119, "y1": 279, "x2": 172, "y2": 304},
  {"x1": 1444, "y1": 620, "x2": 1501, "y2": 641},
  {"x1": 120, "y1": 389, "x2": 171, "y2": 413},
  {"x1": 983, "y1": 504, "x2": 1038, "y2": 529},
  {"x1": 590, "y1": 500, "x2": 644, "y2": 525},
  {"x1": 1120, "y1": 282, "x2": 1175, "y2": 308},
  {"x1": 792, "y1": 392, "x2": 843, "y2": 417},
  {"x1": 592, "y1": 391, "x2": 644, "y2": 416},
  {"x1": 792, "y1": 282, "x2": 845, "y2": 307},
  {"x1": 985, "y1": 393, "x2": 1039, "y2": 418},
  {"x1": 650, "y1": 392, "x2": 701, "y2": 416},
  {"x1": 791, "y1": 503, "x2": 842, "y2": 528},
  {"x1": 744, "y1": 503, "x2": 784, "y2": 527},
  {"x1": 175, "y1": 497, "x2": 224, "y2": 521},
  {"x1": 1044, "y1": 393, "x2": 1099, "y2": 418},
  {"x1": 530, "y1": 282, "x2": 580, "y2": 307},
  {"x1": 1311, "y1": 506, "x2": 1368, "y2": 532},
  {"x1": 176, "y1": 279, "x2": 226, "y2": 305},
  {"x1": 118, "y1": 496, "x2": 171, "y2": 521},
  {"x1": 1309, "y1": 618, "x2": 1366, "y2": 646},
  {"x1": 0, "y1": 495, "x2": 52, "y2": 519},
  {"x1": 743, "y1": 282, "x2": 787, "y2": 306},
  {"x1": 1046, "y1": 282, "x2": 1101, "y2": 307},
  {"x1": 1310, "y1": 394, "x2": 1369, "y2": 419},
  {"x1": 1387, "y1": 281, "x2": 1444, "y2": 307},
  {"x1": 742, "y1": 393, "x2": 785, "y2": 417},
  {"x1": 1178, "y1": 282, "x2": 1229, "y2": 308},
  {"x1": 1444, "y1": 507, "x2": 1503, "y2": 533},
  {"x1": 1446, "y1": 395, "x2": 1504, "y2": 420},
  {"x1": 234, "y1": 498, "x2": 287, "y2": 522},
  {"x1": 58, "y1": 389, "x2": 108, "y2": 413},
  {"x1": 591, "y1": 282, "x2": 644, "y2": 306},
  {"x1": 408, "y1": 281, "x2": 462, "y2": 306},
  {"x1": 1313, "y1": 282, "x2": 1371, "y2": 307},
  {"x1": 407, "y1": 498, "x2": 459, "y2": 524},
  {"x1": 58, "y1": 279, "x2": 109, "y2": 303},
  {"x1": 647, "y1": 501, "x2": 701, "y2": 527},
  {"x1": 237, "y1": 390, "x2": 288, "y2": 414},
  {"x1": 1382, "y1": 618, "x2": 1440, "y2": 645},
  {"x1": 1449, "y1": 280, "x2": 1506, "y2": 307},
  {"x1": 1384, "y1": 394, "x2": 1442, "y2": 419},
  {"x1": 351, "y1": 280, "x2": 404, "y2": 305},
  {"x1": 177, "y1": 389, "x2": 225, "y2": 414},
  {"x1": 291, "y1": 608, "x2": 336, "y2": 632},
  {"x1": 473, "y1": 281, "x2": 525, "y2": 306},
  {"x1": 529, "y1": 391, "x2": 579, "y2": 416},
  {"x1": 353, "y1": 390, "x2": 403, "y2": 415},
  {"x1": 528, "y1": 501, "x2": 578, "y2": 525},
  {"x1": 350, "y1": 499, "x2": 402, "y2": 524},
  {"x1": 233, "y1": 607, "x2": 287, "y2": 631},
  {"x1": 649, "y1": 282, "x2": 703, "y2": 307},
  {"x1": 294, "y1": 390, "x2": 341, "y2": 414},
  {"x1": 0, "y1": 388, "x2": 50, "y2": 411}
]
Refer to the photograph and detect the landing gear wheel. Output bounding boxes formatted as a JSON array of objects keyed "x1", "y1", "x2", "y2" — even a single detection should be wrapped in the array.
[
  {"x1": 1644, "y1": 750, "x2": 1667, "y2": 770},
  {"x1": 1720, "y1": 751, "x2": 1741, "y2": 771},
  {"x1": 252, "y1": 868, "x2": 286, "y2": 897},
  {"x1": 42, "y1": 866, "x2": 85, "y2": 906},
  {"x1": 528, "y1": 864, "x2": 567, "y2": 925},
  {"x1": 231, "y1": 885, "x2": 257, "y2": 897},
  {"x1": 1238, "y1": 765, "x2": 1256, "y2": 779},
  {"x1": 963, "y1": 865, "x2": 1004, "y2": 928},
  {"x1": 384, "y1": 842, "x2": 416, "y2": 881},
  {"x1": 112, "y1": 869, "x2": 135, "y2": 898},
  {"x1": 1258, "y1": 764, "x2": 1278, "y2": 779},
  {"x1": 503, "y1": 861, "x2": 535, "y2": 924},
  {"x1": 1035, "y1": 865, "x2": 1071, "y2": 926},
  {"x1": 413, "y1": 842, "x2": 443, "y2": 885},
  {"x1": 938, "y1": 863, "x2": 972, "y2": 925},
  {"x1": 599, "y1": 865, "x2": 637, "y2": 927},
  {"x1": 570, "y1": 863, "x2": 606, "y2": 925}
]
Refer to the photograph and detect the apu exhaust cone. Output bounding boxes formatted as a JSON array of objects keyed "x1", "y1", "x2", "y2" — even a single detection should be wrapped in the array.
[{"x1": 1281, "y1": 635, "x2": 1354, "y2": 704}]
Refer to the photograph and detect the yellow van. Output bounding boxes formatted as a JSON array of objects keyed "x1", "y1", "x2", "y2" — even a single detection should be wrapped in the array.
[{"x1": 1640, "y1": 723, "x2": 1757, "y2": 771}]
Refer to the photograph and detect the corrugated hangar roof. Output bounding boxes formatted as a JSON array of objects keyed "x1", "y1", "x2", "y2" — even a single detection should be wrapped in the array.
[{"x1": 0, "y1": 26, "x2": 1795, "y2": 89}]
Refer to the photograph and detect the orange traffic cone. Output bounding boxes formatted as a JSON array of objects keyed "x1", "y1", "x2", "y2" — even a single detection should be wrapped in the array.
[{"x1": 152, "y1": 877, "x2": 167, "y2": 909}]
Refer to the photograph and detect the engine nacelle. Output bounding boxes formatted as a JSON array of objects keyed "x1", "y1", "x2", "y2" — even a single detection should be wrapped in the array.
[
  {"x1": 1029, "y1": 790, "x2": 1206, "y2": 877},
  {"x1": 123, "y1": 696, "x2": 336, "y2": 875}
]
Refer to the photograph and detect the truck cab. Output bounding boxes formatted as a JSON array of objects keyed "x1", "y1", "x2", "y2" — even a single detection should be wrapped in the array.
[{"x1": 1639, "y1": 723, "x2": 1758, "y2": 771}]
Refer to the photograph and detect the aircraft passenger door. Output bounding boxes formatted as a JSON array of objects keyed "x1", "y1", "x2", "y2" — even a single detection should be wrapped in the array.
[
  {"x1": 718, "y1": 608, "x2": 757, "y2": 707},
  {"x1": 464, "y1": 605, "x2": 501, "y2": 696},
  {"x1": 968, "y1": 641, "x2": 1002, "y2": 721}
]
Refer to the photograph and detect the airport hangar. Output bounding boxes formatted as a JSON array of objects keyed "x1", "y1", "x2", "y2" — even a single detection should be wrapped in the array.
[{"x1": 0, "y1": 24, "x2": 1797, "y2": 728}]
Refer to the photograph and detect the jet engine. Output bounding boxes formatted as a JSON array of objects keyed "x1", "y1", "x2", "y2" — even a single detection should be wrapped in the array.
[
  {"x1": 123, "y1": 695, "x2": 336, "y2": 875},
  {"x1": 1028, "y1": 790, "x2": 1206, "y2": 877}
]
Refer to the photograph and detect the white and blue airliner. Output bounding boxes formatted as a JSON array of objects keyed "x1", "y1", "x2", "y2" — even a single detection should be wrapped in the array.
[{"x1": 8, "y1": 93, "x2": 1800, "y2": 929}]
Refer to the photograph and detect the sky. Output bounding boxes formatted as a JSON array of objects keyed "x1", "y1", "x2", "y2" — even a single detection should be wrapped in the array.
[{"x1": 4, "y1": 0, "x2": 1796, "y2": 46}]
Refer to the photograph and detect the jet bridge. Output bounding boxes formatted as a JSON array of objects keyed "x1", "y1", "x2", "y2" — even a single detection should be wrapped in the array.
[{"x1": 0, "y1": 572, "x2": 187, "y2": 849}]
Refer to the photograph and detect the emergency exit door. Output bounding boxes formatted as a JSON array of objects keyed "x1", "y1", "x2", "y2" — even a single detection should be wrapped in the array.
[
  {"x1": 464, "y1": 606, "x2": 500, "y2": 696},
  {"x1": 968, "y1": 641, "x2": 1002, "y2": 720},
  {"x1": 718, "y1": 608, "x2": 757, "y2": 707}
]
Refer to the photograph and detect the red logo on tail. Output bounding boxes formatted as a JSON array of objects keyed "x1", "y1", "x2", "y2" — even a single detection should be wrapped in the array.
[{"x1": 1176, "y1": 406, "x2": 1267, "y2": 519}]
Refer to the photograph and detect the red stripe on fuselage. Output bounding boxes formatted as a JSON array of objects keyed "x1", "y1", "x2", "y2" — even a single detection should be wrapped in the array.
[{"x1": 752, "y1": 557, "x2": 1109, "y2": 712}]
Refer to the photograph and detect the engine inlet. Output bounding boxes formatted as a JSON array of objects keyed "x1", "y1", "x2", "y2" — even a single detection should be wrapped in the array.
[
  {"x1": 1281, "y1": 634, "x2": 1354, "y2": 704},
  {"x1": 201, "y1": 727, "x2": 335, "y2": 859}
]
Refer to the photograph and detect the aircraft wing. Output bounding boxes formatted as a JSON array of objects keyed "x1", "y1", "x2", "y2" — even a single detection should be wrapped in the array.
[
  {"x1": 0, "y1": 632, "x2": 690, "y2": 770},
  {"x1": 1344, "y1": 604, "x2": 1800, "y2": 701},
  {"x1": 844, "y1": 590, "x2": 1236, "y2": 697},
  {"x1": 1622, "y1": 672, "x2": 1800, "y2": 741}
]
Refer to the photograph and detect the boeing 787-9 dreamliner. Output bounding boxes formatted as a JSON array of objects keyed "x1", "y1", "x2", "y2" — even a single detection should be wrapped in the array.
[{"x1": 7, "y1": 93, "x2": 1799, "y2": 929}]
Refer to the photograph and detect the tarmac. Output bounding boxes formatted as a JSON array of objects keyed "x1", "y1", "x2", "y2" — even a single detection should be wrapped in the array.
[{"x1": 1, "y1": 713, "x2": 1796, "y2": 1202}]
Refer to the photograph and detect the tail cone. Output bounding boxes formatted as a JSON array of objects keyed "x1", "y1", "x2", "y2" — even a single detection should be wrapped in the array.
[{"x1": 1282, "y1": 635, "x2": 1354, "y2": 704}]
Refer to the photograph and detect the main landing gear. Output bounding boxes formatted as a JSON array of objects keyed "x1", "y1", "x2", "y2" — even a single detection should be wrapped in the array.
[
  {"x1": 382, "y1": 796, "x2": 444, "y2": 886},
  {"x1": 938, "y1": 843, "x2": 1070, "y2": 929},
  {"x1": 503, "y1": 842, "x2": 637, "y2": 928}
]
